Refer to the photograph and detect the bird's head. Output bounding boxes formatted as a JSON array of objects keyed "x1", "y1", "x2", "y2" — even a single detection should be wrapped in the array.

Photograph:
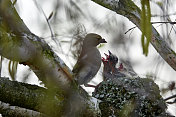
[
  {"x1": 102, "y1": 50, "x2": 119, "y2": 69},
  {"x1": 108, "y1": 50, "x2": 118, "y2": 67},
  {"x1": 83, "y1": 33, "x2": 107, "y2": 47}
]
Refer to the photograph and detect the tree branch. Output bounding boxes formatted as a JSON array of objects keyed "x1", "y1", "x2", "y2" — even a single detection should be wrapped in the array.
[
  {"x1": 0, "y1": 101, "x2": 46, "y2": 117},
  {"x1": 91, "y1": 0, "x2": 176, "y2": 71},
  {"x1": 0, "y1": 77, "x2": 99, "y2": 116},
  {"x1": 0, "y1": 77, "x2": 63, "y2": 116},
  {"x1": 0, "y1": 0, "x2": 73, "y2": 90},
  {"x1": 0, "y1": 0, "x2": 100, "y2": 116}
]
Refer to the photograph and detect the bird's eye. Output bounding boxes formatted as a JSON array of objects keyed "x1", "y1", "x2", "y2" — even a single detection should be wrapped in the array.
[{"x1": 96, "y1": 36, "x2": 102, "y2": 40}]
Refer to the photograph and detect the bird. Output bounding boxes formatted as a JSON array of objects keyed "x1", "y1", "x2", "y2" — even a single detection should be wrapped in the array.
[
  {"x1": 72, "y1": 33, "x2": 107, "y2": 87},
  {"x1": 102, "y1": 50, "x2": 128, "y2": 80},
  {"x1": 102, "y1": 55, "x2": 112, "y2": 81},
  {"x1": 102, "y1": 50, "x2": 139, "y2": 80},
  {"x1": 108, "y1": 50, "x2": 118, "y2": 73},
  {"x1": 102, "y1": 51, "x2": 119, "y2": 80}
]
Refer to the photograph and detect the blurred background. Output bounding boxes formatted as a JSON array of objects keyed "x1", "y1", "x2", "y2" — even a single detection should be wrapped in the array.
[{"x1": 1, "y1": 0, "x2": 176, "y2": 115}]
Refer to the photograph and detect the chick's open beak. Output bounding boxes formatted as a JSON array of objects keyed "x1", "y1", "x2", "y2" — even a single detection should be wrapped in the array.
[
  {"x1": 104, "y1": 53, "x2": 109, "y2": 59},
  {"x1": 108, "y1": 50, "x2": 112, "y2": 55}
]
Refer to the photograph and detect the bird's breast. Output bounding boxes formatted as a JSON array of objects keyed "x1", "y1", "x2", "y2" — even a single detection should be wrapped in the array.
[{"x1": 88, "y1": 48, "x2": 101, "y2": 65}]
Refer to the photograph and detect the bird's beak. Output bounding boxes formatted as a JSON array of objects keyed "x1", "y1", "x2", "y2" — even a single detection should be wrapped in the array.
[
  {"x1": 99, "y1": 38, "x2": 107, "y2": 43},
  {"x1": 104, "y1": 53, "x2": 109, "y2": 60},
  {"x1": 102, "y1": 57, "x2": 108, "y2": 63},
  {"x1": 104, "y1": 53, "x2": 109, "y2": 58},
  {"x1": 108, "y1": 50, "x2": 112, "y2": 55}
]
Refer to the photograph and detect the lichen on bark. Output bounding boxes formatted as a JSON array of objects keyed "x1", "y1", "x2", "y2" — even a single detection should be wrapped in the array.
[{"x1": 93, "y1": 77, "x2": 171, "y2": 117}]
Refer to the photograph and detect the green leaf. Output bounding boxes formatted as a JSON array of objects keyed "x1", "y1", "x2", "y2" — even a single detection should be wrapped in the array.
[{"x1": 140, "y1": 0, "x2": 152, "y2": 56}]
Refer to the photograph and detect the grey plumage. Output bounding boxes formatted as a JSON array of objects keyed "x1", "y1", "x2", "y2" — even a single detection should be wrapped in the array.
[{"x1": 72, "y1": 33, "x2": 107, "y2": 86}]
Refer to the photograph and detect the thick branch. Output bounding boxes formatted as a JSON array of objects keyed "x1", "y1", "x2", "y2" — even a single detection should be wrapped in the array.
[
  {"x1": 91, "y1": 0, "x2": 176, "y2": 71},
  {"x1": 0, "y1": 101, "x2": 46, "y2": 117},
  {"x1": 0, "y1": 0, "x2": 73, "y2": 90},
  {"x1": 0, "y1": 0, "x2": 99, "y2": 116},
  {"x1": 0, "y1": 77, "x2": 62, "y2": 116},
  {"x1": 0, "y1": 77, "x2": 99, "y2": 116}
]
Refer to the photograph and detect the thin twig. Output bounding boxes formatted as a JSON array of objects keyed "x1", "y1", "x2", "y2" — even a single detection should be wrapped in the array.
[
  {"x1": 166, "y1": 100, "x2": 176, "y2": 104},
  {"x1": 33, "y1": 0, "x2": 64, "y2": 53},
  {"x1": 125, "y1": 26, "x2": 137, "y2": 34},
  {"x1": 152, "y1": 13, "x2": 176, "y2": 17},
  {"x1": 164, "y1": 94, "x2": 176, "y2": 101},
  {"x1": 151, "y1": 21, "x2": 176, "y2": 24}
]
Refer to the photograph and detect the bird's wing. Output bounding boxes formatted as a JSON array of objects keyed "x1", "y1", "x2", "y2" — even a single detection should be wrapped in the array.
[
  {"x1": 72, "y1": 48, "x2": 100, "y2": 74},
  {"x1": 72, "y1": 54, "x2": 88, "y2": 74}
]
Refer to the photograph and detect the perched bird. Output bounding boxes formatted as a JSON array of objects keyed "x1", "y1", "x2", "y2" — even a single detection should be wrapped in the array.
[{"x1": 72, "y1": 33, "x2": 107, "y2": 87}]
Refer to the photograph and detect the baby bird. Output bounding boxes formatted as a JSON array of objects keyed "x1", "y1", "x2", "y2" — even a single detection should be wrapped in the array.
[
  {"x1": 72, "y1": 33, "x2": 107, "y2": 87},
  {"x1": 102, "y1": 50, "x2": 138, "y2": 80},
  {"x1": 102, "y1": 51, "x2": 126, "y2": 80}
]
